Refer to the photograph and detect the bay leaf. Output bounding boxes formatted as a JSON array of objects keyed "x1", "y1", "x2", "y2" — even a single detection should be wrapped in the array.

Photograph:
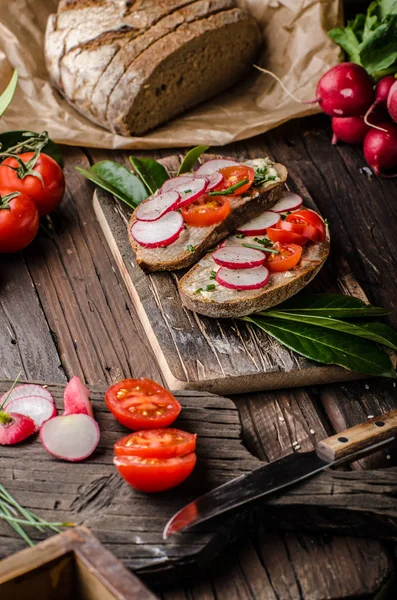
[{"x1": 129, "y1": 157, "x2": 169, "y2": 194}]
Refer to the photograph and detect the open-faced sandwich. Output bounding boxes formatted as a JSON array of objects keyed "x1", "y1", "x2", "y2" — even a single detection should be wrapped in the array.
[{"x1": 129, "y1": 155, "x2": 329, "y2": 317}]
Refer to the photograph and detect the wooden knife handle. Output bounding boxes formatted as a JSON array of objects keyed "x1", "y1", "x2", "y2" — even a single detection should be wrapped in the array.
[{"x1": 316, "y1": 409, "x2": 397, "y2": 462}]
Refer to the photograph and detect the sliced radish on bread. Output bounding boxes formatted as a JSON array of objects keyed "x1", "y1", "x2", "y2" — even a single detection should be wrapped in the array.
[
  {"x1": 63, "y1": 376, "x2": 93, "y2": 417},
  {"x1": 161, "y1": 175, "x2": 207, "y2": 207},
  {"x1": 40, "y1": 414, "x2": 100, "y2": 462},
  {"x1": 131, "y1": 211, "x2": 184, "y2": 248},
  {"x1": 235, "y1": 211, "x2": 279, "y2": 235},
  {"x1": 6, "y1": 397, "x2": 57, "y2": 431},
  {"x1": 216, "y1": 266, "x2": 270, "y2": 290},
  {"x1": 205, "y1": 171, "x2": 224, "y2": 191},
  {"x1": 135, "y1": 190, "x2": 180, "y2": 222},
  {"x1": 161, "y1": 175, "x2": 195, "y2": 194},
  {"x1": 196, "y1": 159, "x2": 240, "y2": 175},
  {"x1": 213, "y1": 246, "x2": 266, "y2": 269},
  {"x1": 271, "y1": 191, "x2": 303, "y2": 213}
]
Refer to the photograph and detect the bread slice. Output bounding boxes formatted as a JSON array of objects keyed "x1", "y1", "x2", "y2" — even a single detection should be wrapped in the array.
[
  {"x1": 129, "y1": 159, "x2": 288, "y2": 273},
  {"x1": 178, "y1": 220, "x2": 330, "y2": 318}
]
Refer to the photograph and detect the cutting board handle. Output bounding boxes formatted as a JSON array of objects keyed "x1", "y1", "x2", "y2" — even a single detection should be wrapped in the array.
[{"x1": 316, "y1": 409, "x2": 397, "y2": 462}]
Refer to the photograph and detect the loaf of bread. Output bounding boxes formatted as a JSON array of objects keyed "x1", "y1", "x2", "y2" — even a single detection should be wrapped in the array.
[{"x1": 45, "y1": 0, "x2": 261, "y2": 136}]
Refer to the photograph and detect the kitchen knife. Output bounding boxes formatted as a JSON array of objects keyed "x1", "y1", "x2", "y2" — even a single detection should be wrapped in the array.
[{"x1": 163, "y1": 409, "x2": 397, "y2": 538}]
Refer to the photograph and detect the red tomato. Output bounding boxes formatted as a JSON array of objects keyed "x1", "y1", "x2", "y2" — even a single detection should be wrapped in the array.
[
  {"x1": 0, "y1": 191, "x2": 39, "y2": 253},
  {"x1": 181, "y1": 194, "x2": 230, "y2": 227},
  {"x1": 105, "y1": 378, "x2": 181, "y2": 430},
  {"x1": 114, "y1": 428, "x2": 197, "y2": 459},
  {"x1": 267, "y1": 227, "x2": 308, "y2": 246},
  {"x1": 215, "y1": 165, "x2": 255, "y2": 195},
  {"x1": 278, "y1": 217, "x2": 320, "y2": 242},
  {"x1": 286, "y1": 209, "x2": 326, "y2": 242},
  {"x1": 114, "y1": 453, "x2": 197, "y2": 493},
  {"x1": 267, "y1": 242, "x2": 302, "y2": 272},
  {"x1": 0, "y1": 152, "x2": 65, "y2": 216}
]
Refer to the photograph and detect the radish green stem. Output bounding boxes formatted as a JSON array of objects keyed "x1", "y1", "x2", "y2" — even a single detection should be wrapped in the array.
[
  {"x1": 254, "y1": 66, "x2": 317, "y2": 105},
  {"x1": 363, "y1": 105, "x2": 387, "y2": 133},
  {"x1": 0, "y1": 372, "x2": 22, "y2": 411}
]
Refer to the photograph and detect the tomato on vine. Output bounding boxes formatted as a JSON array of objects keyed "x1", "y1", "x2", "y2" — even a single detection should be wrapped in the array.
[{"x1": 0, "y1": 191, "x2": 39, "y2": 253}]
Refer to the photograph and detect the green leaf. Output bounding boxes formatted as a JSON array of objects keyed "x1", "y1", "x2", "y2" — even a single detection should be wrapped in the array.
[
  {"x1": 360, "y1": 15, "x2": 397, "y2": 75},
  {"x1": 129, "y1": 156, "x2": 169, "y2": 194},
  {"x1": 328, "y1": 27, "x2": 362, "y2": 64},
  {"x1": 76, "y1": 160, "x2": 148, "y2": 208},
  {"x1": 349, "y1": 13, "x2": 366, "y2": 41},
  {"x1": 272, "y1": 293, "x2": 390, "y2": 318},
  {"x1": 0, "y1": 70, "x2": 18, "y2": 117},
  {"x1": 0, "y1": 131, "x2": 64, "y2": 167},
  {"x1": 177, "y1": 145, "x2": 209, "y2": 175},
  {"x1": 264, "y1": 311, "x2": 397, "y2": 351},
  {"x1": 379, "y1": 0, "x2": 397, "y2": 19},
  {"x1": 363, "y1": 2, "x2": 380, "y2": 40},
  {"x1": 244, "y1": 316, "x2": 396, "y2": 378}
]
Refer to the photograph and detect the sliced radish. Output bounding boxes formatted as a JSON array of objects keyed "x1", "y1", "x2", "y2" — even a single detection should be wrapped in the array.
[
  {"x1": 131, "y1": 211, "x2": 184, "y2": 248},
  {"x1": 40, "y1": 414, "x2": 100, "y2": 462},
  {"x1": 196, "y1": 159, "x2": 240, "y2": 175},
  {"x1": 161, "y1": 175, "x2": 195, "y2": 194},
  {"x1": 205, "y1": 171, "x2": 224, "y2": 191},
  {"x1": 213, "y1": 246, "x2": 265, "y2": 270},
  {"x1": 0, "y1": 412, "x2": 36, "y2": 445},
  {"x1": 272, "y1": 191, "x2": 303, "y2": 213},
  {"x1": 6, "y1": 397, "x2": 57, "y2": 431},
  {"x1": 235, "y1": 211, "x2": 280, "y2": 235},
  {"x1": 161, "y1": 175, "x2": 207, "y2": 207},
  {"x1": 216, "y1": 266, "x2": 270, "y2": 290},
  {"x1": 135, "y1": 190, "x2": 180, "y2": 222},
  {"x1": 64, "y1": 376, "x2": 93, "y2": 417},
  {"x1": 1, "y1": 384, "x2": 54, "y2": 407}
]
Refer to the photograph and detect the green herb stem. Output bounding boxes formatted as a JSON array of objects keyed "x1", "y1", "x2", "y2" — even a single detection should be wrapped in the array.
[
  {"x1": 209, "y1": 179, "x2": 248, "y2": 196},
  {"x1": 242, "y1": 243, "x2": 280, "y2": 254}
]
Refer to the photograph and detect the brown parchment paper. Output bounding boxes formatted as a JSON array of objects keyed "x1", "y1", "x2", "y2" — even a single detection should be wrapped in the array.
[{"x1": 0, "y1": 0, "x2": 342, "y2": 149}]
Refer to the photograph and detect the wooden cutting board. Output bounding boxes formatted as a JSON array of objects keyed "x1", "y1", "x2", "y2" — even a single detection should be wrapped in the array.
[{"x1": 93, "y1": 154, "x2": 367, "y2": 394}]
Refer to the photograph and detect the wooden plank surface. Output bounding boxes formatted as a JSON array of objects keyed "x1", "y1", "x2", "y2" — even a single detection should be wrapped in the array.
[
  {"x1": 93, "y1": 153, "x2": 370, "y2": 394},
  {"x1": 0, "y1": 116, "x2": 396, "y2": 598}
]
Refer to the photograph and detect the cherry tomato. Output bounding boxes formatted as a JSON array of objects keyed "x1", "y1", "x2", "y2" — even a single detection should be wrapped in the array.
[
  {"x1": 215, "y1": 165, "x2": 255, "y2": 195},
  {"x1": 114, "y1": 428, "x2": 197, "y2": 459},
  {"x1": 181, "y1": 194, "x2": 230, "y2": 227},
  {"x1": 278, "y1": 217, "x2": 320, "y2": 242},
  {"x1": 267, "y1": 227, "x2": 308, "y2": 246},
  {"x1": 114, "y1": 452, "x2": 197, "y2": 493},
  {"x1": 0, "y1": 152, "x2": 65, "y2": 216},
  {"x1": 105, "y1": 378, "x2": 181, "y2": 430},
  {"x1": 0, "y1": 191, "x2": 39, "y2": 253},
  {"x1": 267, "y1": 242, "x2": 302, "y2": 272},
  {"x1": 286, "y1": 209, "x2": 326, "y2": 242}
]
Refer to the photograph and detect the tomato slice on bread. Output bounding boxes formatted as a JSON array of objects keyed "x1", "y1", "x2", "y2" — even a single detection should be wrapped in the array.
[
  {"x1": 215, "y1": 165, "x2": 255, "y2": 195},
  {"x1": 114, "y1": 453, "x2": 197, "y2": 493},
  {"x1": 267, "y1": 227, "x2": 308, "y2": 246},
  {"x1": 181, "y1": 194, "x2": 230, "y2": 227},
  {"x1": 278, "y1": 217, "x2": 320, "y2": 242},
  {"x1": 105, "y1": 378, "x2": 181, "y2": 430},
  {"x1": 267, "y1": 242, "x2": 302, "y2": 272},
  {"x1": 284, "y1": 209, "x2": 326, "y2": 242},
  {"x1": 114, "y1": 428, "x2": 197, "y2": 459}
]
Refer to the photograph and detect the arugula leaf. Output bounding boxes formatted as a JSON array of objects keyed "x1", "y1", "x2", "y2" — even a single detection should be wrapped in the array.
[
  {"x1": 0, "y1": 131, "x2": 64, "y2": 167},
  {"x1": 244, "y1": 316, "x2": 396, "y2": 378},
  {"x1": 76, "y1": 161, "x2": 148, "y2": 208},
  {"x1": 273, "y1": 293, "x2": 389, "y2": 318},
  {"x1": 263, "y1": 311, "x2": 397, "y2": 351},
  {"x1": 177, "y1": 146, "x2": 209, "y2": 175},
  {"x1": 0, "y1": 71, "x2": 17, "y2": 117},
  {"x1": 360, "y1": 14, "x2": 397, "y2": 76},
  {"x1": 328, "y1": 27, "x2": 362, "y2": 64},
  {"x1": 129, "y1": 157, "x2": 169, "y2": 194}
]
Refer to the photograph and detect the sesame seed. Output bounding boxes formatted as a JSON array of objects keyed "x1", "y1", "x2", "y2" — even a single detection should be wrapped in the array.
[
  {"x1": 292, "y1": 441, "x2": 298, "y2": 446},
  {"x1": 367, "y1": 415, "x2": 374, "y2": 419},
  {"x1": 294, "y1": 444, "x2": 301, "y2": 451}
]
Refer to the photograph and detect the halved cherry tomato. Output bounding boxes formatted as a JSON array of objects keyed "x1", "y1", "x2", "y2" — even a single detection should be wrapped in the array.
[
  {"x1": 181, "y1": 194, "x2": 230, "y2": 227},
  {"x1": 278, "y1": 217, "x2": 320, "y2": 242},
  {"x1": 285, "y1": 209, "x2": 326, "y2": 242},
  {"x1": 105, "y1": 378, "x2": 181, "y2": 430},
  {"x1": 215, "y1": 165, "x2": 255, "y2": 195},
  {"x1": 114, "y1": 428, "x2": 197, "y2": 459},
  {"x1": 267, "y1": 242, "x2": 302, "y2": 272},
  {"x1": 114, "y1": 452, "x2": 197, "y2": 493},
  {"x1": 267, "y1": 227, "x2": 308, "y2": 246}
]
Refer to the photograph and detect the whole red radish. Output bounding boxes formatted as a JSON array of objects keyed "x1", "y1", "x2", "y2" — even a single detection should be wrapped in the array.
[
  {"x1": 315, "y1": 63, "x2": 374, "y2": 117},
  {"x1": 363, "y1": 122, "x2": 397, "y2": 176},
  {"x1": 63, "y1": 376, "x2": 93, "y2": 417},
  {"x1": 387, "y1": 80, "x2": 397, "y2": 123},
  {"x1": 331, "y1": 116, "x2": 369, "y2": 144}
]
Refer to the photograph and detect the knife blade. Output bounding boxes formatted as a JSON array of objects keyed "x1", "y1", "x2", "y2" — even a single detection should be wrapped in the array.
[{"x1": 163, "y1": 409, "x2": 397, "y2": 539}]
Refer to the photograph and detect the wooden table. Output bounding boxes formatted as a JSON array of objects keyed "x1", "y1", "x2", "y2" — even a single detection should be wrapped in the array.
[{"x1": 1, "y1": 113, "x2": 397, "y2": 598}]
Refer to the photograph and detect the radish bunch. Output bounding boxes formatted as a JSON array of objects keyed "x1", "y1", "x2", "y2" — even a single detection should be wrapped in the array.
[{"x1": 0, "y1": 377, "x2": 100, "y2": 462}]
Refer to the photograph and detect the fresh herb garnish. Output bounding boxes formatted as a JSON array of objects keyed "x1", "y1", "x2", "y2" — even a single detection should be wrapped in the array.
[
  {"x1": 235, "y1": 233, "x2": 245, "y2": 239},
  {"x1": 253, "y1": 237, "x2": 273, "y2": 247},
  {"x1": 210, "y1": 270, "x2": 217, "y2": 280},
  {"x1": 209, "y1": 179, "x2": 248, "y2": 196},
  {"x1": 253, "y1": 166, "x2": 277, "y2": 187},
  {"x1": 187, "y1": 244, "x2": 195, "y2": 253},
  {"x1": 184, "y1": 189, "x2": 192, "y2": 193},
  {"x1": 195, "y1": 288, "x2": 203, "y2": 294},
  {"x1": 242, "y1": 243, "x2": 280, "y2": 254},
  {"x1": 206, "y1": 284, "x2": 216, "y2": 291}
]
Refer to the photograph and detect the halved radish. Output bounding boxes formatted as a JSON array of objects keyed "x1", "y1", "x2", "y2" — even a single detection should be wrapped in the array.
[
  {"x1": 1, "y1": 384, "x2": 54, "y2": 407},
  {"x1": 213, "y1": 246, "x2": 265, "y2": 270},
  {"x1": 6, "y1": 397, "x2": 57, "y2": 431},
  {"x1": 196, "y1": 159, "x2": 240, "y2": 175},
  {"x1": 161, "y1": 175, "x2": 207, "y2": 207},
  {"x1": 0, "y1": 412, "x2": 36, "y2": 445},
  {"x1": 216, "y1": 266, "x2": 270, "y2": 290},
  {"x1": 271, "y1": 191, "x2": 303, "y2": 213},
  {"x1": 135, "y1": 190, "x2": 180, "y2": 222},
  {"x1": 64, "y1": 376, "x2": 93, "y2": 417},
  {"x1": 205, "y1": 171, "x2": 224, "y2": 191},
  {"x1": 131, "y1": 211, "x2": 184, "y2": 248},
  {"x1": 235, "y1": 211, "x2": 279, "y2": 235},
  {"x1": 40, "y1": 414, "x2": 100, "y2": 462}
]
